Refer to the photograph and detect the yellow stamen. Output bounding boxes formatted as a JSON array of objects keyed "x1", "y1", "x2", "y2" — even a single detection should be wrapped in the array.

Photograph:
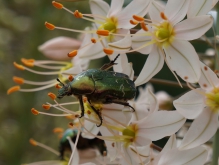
[
  {"x1": 133, "y1": 15, "x2": 144, "y2": 22},
  {"x1": 68, "y1": 50, "x2": 78, "y2": 57},
  {"x1": 42, "y1": 104, "x2": 51, "y2": 110},
  {"x1": 53, "y1": 127, "x2": 64, "y2": 133},
  {"x1": 74, "y1": 10, "x2": 83, "y2": 18},
  {"x1": 96, "y1": 30, "x2": 109, "y2": 36},
  {"x1": 68, "y1": 75, "x2": 74, "y2": 81},
  {"x1": 52, "y1": 1, "x2": 63, "y2": 9},
  {"x1": 48, "y1": 92, "x2": 56, "y2": 100},
  {"x1": 31, "y1": 108, "x2": 39, "y2": 115},
  {"x1": 13, "y1": 76, "x2": 24, "y2": 84},
  {"x1": 7, "y1": 86, "x2": 20, "y2": 95},
  {"x1": 140, "y1": 22, "x2": 148, "y2": 31},
  {"x1": 45, "y1": 22, "x2": 55, "y2": 30},
  {"x1": 103, "y1": 48, "x2": 114, "y2": 55},
  {"x1": 13, "y1": 62, "x2": 25, "y2": 70},
  {"x1": 160, "y1": 12, "x2": 168, "y2": 20},
  {"x1": 29, "y1": 138, "x2": 38, "y2": 146},
  {"x1": 130, "y1": 20, "x2": 139, "y2": 25}
]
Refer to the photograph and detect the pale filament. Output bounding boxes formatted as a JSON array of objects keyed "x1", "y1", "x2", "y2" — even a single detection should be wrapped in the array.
[
  {"x1": 67, "y1": 126, "x2": 81, "y2": 165},
  {"x1": 19, "y1": 83, "x2": 57, "y2": 92},
  {"x1": 23, "y1": 79, "x2": 56, "y2": 85}
]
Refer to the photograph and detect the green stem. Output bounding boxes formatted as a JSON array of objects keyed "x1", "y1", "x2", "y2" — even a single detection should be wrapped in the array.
[{"x1": 211, "y1": 129, "x2": 219, "y2": 165}]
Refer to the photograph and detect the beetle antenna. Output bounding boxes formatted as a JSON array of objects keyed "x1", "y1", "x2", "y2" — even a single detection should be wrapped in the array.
[{"x1": 57, "y1": 78, "x2": 65, "y2": 86}]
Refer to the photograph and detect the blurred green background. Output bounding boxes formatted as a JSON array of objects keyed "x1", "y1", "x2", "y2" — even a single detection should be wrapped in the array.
[{"x1": 0, "y1": 0, "x2": 217, "y2": 164}]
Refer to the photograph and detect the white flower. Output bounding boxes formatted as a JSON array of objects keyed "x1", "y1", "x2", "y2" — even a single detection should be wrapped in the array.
[
  {"x1": 38, "y1": 36, "x2": 81, "y2": 61},
  {"x1": 132, "y1": 0, "x2": 213, "y2": 86},
  {"x1": 173, "y1": 62, "x2": 219, "y2": 149},
  {"x1": 187, "y1": 0, "x2": 219, "y2": 18}
]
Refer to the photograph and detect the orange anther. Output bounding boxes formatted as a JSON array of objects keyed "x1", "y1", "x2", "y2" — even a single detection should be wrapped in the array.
[
  {"x1": 7, "y1": 86, "x2": 20, "y2": 95},
  {"x1": 184, "y1": 76, "x2": 188, "y2": 80},
  {"x1": 69, "y1": 122, "x2": 74, "y2": 127},
  {"x1": 83, "y1": 97, "x2": 87, "y2": 103},
  {"x1": 140, "y1": 22, "x2": 148, "y2": 31},
  {"x1": 42, "y1": 104, "x2": 51, "y2": 110},
  {"x1": 68, "y1": 50, "x2": 78, "y2": 57},
  {"x1": 45, "y1": 22, "x2": 55, "y2": 30},
  {"x1": 130, "y1": 20, "x2": 139, "y2": 25},
  {"x1": 214, "y1": 70, "x2": 219, "y2": 73},
  {"x1": 13, "y1": 76, "x2": 24, "y2": 84},
  {"x1": 13, "y1": 62, "x2": 25, "y2": 70},
  {"x1": 31, "y1": 108, "x2": 39, "y2": 115},
  {"x1": 96, "y1": 30, "x2": 109, "y2": 36},
  {"x1": 91, "y1": 38, "x2": 97, "y2": 43},
  {"x1": 204, "y1": 66, "x2": 208, "y2": 71},
  {"x1": 53, "y1": 127, "x2": 64, "y2": 133},
  {"x1": 75, "y1": 114, "x2": 80, "y2": 118},
  {"x1": 21, "y1": 58, "x2": 34, "y2": 67},
  {"x1": 48, "y1": 92, "x2": 56, "y2": 100},
  {"x1": 52, "y1": 1, "x2": 63, "y2": 9},
  {"x1": 29, "y1": 138, "x2": 37, "y2": 146},
  {"x1": 55, "y1": 84, "x2": 62, "y2": 89},
  {"x1": 87, "y1": 110, "x2": 91, "y2": 115},
  {"x1": 73, "y1": 10, "x2": 83, "y2": 18},
  {"x1": 160, "y1": 12, "x2": 168, "y2": 20},
  {"x1": 21, "y1": 58, "x2": 35, "y2": 63},
  {"x1": 103, "y1": 151, "x2": 107, "y2": 156},
  {"x1": 103, "y1": 48, "x2": 114, "y2": 55},
  {"x1": 133, "y1": 15, "x2": 144, "y2": 22},
  {"x1": 65, "y1": 115, "x2": 75, "y2": 120},
  {"x1": 68, "y1": 75, "x2": 74, "y2": 81}
]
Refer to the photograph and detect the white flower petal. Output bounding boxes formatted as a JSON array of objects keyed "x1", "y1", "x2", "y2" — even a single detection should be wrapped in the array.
[
  {"x1": 149, "y1": 1, "x2": 165, "y2": 23},
  {"x1": 136, "y1": 111, "x2": 186, "y2": 141},
  {"x1": 165, "y1": 0, "x2": 190, "y2": 25},
  {"x1": 131, "y1": 29, "x2": 153, "y2": 55},
  {"x1": 173, "y1": 89, "x2": 205, "y2": 119},
  {"x1": 38, "y1": 36, "x2": 81, "y2": 60},
  {"x1": 89, "y1": 0, "x2": 109, "y2": 17},
  {"x1": 107, "y1": 0, "x2": 124, "y2": 17},
  {"x1": 102, "y1": 104, "x2": 132, "y2": 125},
  {"x1": 79, "y1": 27, "x2": 106, "y2": 60},
  {"x1": 198, "y1": 62, "x2": 219, "y2": 89},
  {"x1": 164, "y1": 40, "x2": 201, "y2": 83},
  {"x1": 99, "y1": 126, "x2": 121, "y2": 161},
  {"x1": 158, "y1": 147, "x2": 208, "y2": 165},
  {"x1": 135, "y1": 46, "x2": 164, "y2": 86},
  {"x1": 161, "y1": 134, "x2": 177, "y2": 154},
  {"x1": 117, "y1": 0, "x2": 152, "y2": 29},
  {"x1": 123, "y1": 145, "x2": 150, "y2": 164},
  {"x1": 61, "y1": 64, "x2": 83, "y2": 78},
  {"x1": 108, "y1": 35, "x2": 132, "y2": 52},
  {"x1": 82, "y1": 115, "x2": 100, "y2": 139},
  {"x1": 175, "y1": 15, "x2": 213, "y2": 40},
  {"x1": 179, "y1": 108, "x2": 218, "y2": 150},
  {"x1": 134, "y1": 135, "x2": 152, "y2": 147},
  {"x1": 187, "y1": 0, "x2": 213, "y2": 18}
]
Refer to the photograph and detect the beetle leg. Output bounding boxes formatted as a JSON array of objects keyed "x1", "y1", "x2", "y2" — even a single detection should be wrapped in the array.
[
  {"x1": 78, "y1": 96, "x2": 85, "y2": 118},
  {"x1": 100, "y1": 54, "x2": 120, "y2": 71},
  {"x1": 87, "y1": 99, "x2": 103, "y2": 127},
  {"x1": 107, "y1": 99, "x2": 135, "y2": 112}
]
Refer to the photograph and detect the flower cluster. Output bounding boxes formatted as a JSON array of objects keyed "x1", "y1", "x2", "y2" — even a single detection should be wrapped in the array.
[{"x1": 8, "y1": 0, "x2": 219, "y2": 165}]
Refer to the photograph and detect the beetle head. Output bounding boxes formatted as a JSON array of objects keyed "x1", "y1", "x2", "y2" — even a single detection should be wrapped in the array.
[{"x1": 57, "y1": 79, "x2": 72, "y2": 99}]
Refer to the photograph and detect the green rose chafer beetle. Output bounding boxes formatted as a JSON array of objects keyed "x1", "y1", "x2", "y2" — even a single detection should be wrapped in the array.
[{"x1": 57, "y1": 55, "x2": 136, "y2": 126}]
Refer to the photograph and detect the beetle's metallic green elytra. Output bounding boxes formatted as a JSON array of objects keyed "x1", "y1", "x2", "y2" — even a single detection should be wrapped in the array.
[{"x1": 57, "y1": 54, "x2": 136, "y2": 126}]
